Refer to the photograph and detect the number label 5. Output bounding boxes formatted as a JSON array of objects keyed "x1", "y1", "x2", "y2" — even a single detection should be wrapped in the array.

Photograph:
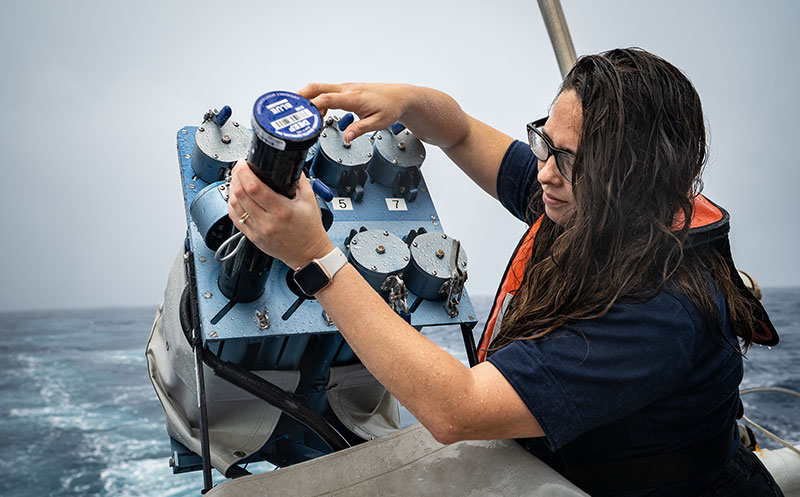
[{"x1": 332, "y1": 197, "x2": 353, "y2": 210}]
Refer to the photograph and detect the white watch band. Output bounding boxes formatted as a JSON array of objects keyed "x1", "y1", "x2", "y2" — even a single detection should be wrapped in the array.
[{"x1": 317, "y1": 247, "x2": 348, "y2": 281}]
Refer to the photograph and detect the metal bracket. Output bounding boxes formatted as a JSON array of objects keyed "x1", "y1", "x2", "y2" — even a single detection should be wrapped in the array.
[
  {"x1": 381, "y1": 274, "x2": 409, "y2": 316},
  {"x1": 440, "y1": 239, "x2": 467, "y2": 317}
]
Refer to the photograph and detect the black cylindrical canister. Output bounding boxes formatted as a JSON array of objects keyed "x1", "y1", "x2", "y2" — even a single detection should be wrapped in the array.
[
  {"x1": 218, "y1": 92, "x2": 323, "y2": 302},
  {"x1": 248, "y1": 91, "x2": 323, "y2": 198}
]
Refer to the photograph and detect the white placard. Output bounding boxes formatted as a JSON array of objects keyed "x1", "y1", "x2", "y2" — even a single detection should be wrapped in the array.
[
  {"x1": 332, "y1": 197, "x2": 353, "y2": 210},
  {"x1": 385, "y1": 198, "x2": 408, "y2": 211}
]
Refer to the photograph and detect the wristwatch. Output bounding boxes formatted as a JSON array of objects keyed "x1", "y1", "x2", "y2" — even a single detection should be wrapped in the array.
[{"x1": 293, "y1": 247, "x2": 348, "y2": 296}]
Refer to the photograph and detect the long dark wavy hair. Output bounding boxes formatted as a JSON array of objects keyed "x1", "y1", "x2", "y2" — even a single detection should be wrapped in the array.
[{"x1": 490, "y1": 48, "x2": 758, "y2": 352}]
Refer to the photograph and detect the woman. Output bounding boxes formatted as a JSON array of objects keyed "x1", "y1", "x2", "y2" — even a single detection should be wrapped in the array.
[{"x1": 227, "y1": 49, "x2": 782, "y2": 496}]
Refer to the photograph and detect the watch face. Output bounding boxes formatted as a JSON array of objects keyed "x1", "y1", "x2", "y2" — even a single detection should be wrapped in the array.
[{"x1": 293, "y1": 262, "x2": 329, "y2": 296}]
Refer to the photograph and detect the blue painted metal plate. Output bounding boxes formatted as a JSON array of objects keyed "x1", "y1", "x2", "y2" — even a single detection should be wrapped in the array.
[{"x1": 177, "y1": 126, "x2": 477, "y2": 346}]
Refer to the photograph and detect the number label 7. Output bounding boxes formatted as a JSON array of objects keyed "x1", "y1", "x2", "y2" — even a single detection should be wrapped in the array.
[{"x1": 385, "y1": 198, "x2": 407, "y2": 211}]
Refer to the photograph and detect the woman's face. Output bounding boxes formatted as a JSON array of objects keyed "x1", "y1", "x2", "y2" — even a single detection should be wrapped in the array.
[{"x1": 537, "y1": 90, "x2": 582, "y2": 226}]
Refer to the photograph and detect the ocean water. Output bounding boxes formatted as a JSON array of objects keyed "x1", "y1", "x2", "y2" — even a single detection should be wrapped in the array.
[{"x1": 0, "y1": 289, "x2": 797, "y2": 497}]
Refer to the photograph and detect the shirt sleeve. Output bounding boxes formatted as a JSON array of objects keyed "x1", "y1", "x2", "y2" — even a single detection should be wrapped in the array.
[
  {"x1": 486, "y1": 291, "x2": 699, "y2": 451},
  {"x1": 496, "y1": 140, "x2": 543, "y2": 224}
]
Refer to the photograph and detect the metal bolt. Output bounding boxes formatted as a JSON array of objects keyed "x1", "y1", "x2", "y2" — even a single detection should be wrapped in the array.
[
  {"x1": 199, "y1": 257, "x2": 206, "y2": 262},
  {"x1": 397, "y1": 141, "x2": 406, "y2": 151},
  {"x1": 376, "y1": 245, "x2": 385, "y2": 254},
  {"x1": 392, "y1": 159, "x2": 398, "y2": 164},
  {"x1": 383, "y1": 231, "x2": 389, "y2": 236},
  {"x1": 404, "y1": 129, "x2": 410, "y2": 135},
  {"x1": 204, "y1": 292, "x2": 212, "y2": 299},
  {"x1": 413, "y1": 242, "x2": 418, "y2": 247},
  {"x1": 326, "y1": 117, "x2": 334, "y2": 126},
  {"x1": 337, "y1": 158, "x2": 343, "y2": 163},
  {"x1": 442, "y1": 234, "x2": 447, "y2": 239},
  {"x1": 351, "y1": 239, "x2": 357, "y2": 245},
  {"x1": 432, "y1": 270, "x2": 438, "y2": 275},
  {"x1": 430, "y1": 215, "x2": 436, "y2": 220},
  {"x1": 367, "y1": 152, "x2": 372, "y2": 157},
  {"x1": 188, "y1": 184, "x2": 195, "y2": 189},
  {"x1": 433, "y1": 221, "x2": 439, "y2": 226},
  {"x1": 461, "y1": 261, "x2": 467, "y2": 267},
  {"x1": 420, "y1": 154, "x2": 425, "y2": 159},
  {"x1": 234, "y1": 451, "x2": 246, "y2": 458},
  {"x1": 343, "y1": 141, "x2": 351, "y2": 148},
  {"x1": 184, "y1": 154, "x2": 191, "y2": 159},
  {"x1": 213, "y1": 154, "x2": 219, "y2": 159},
  {"x1": 233, "y1": 121, "x2": 239, "y2": 127},
  {"x1": 371, "y1": 265, "x2": 377, "y2": 271},
  {"x1": 309, "y1": 149, "x2": 315, "y2": 156},
  {"x1": 181, "y1": 129, "x2": 187, "y2": 135},
  {"x1": 199, "y1": 127, "x2": 205, "y2": 132},
  {"x1": 222, "y1": 135, "x2": 231, "y2": 144},
  {"x1": 169, "y1": 457, "x2": 175, "y2": 467},
  {"x1": 321, "y1": 132, "x2": 327, "y2": 138},
  {"x1": 377, "y1": 133, "x2": 382, "y2": 140},
  {"x1": 436, "y1": 249, "x2": 445, "y2": 259},
  {"x1": 403, "y1": 256, "x2": 409, "y2": 261},
  {"x1": 210, "y1": 331, "x2": 218, "y2": 338}
]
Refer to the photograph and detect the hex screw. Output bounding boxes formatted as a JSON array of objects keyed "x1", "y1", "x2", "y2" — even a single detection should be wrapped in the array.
[
  {"x1": 222, "y1": 135, "x2": 231, "y2": 144},
  {"x1": 433, "y1": 221, "x2": 439, "y2": 226},
  {"x1": 442, "y1": 234, "x2": 447, "y2": 239},
  {"x1": 338, "y1": 158, "x2": 343, "y2": 163},
  {"x1": 430, "y1": 215, "x2": 436, "y2": 220},
  {"x1": 233, "y1": 121, "x2": 239, "y2": 127},
  {"x1": 397, "y1": 141, "x2": 406, "y2": 151},
  {"x1": 367, "y1": 152, "x2": 372, "y2": 157},
  {"x1": 413, "y1": 242, "x2": 418, "y2": 247},
  {"x1": 181, "y1": 129, "x2": 187, "y2": 135},
  {"x1": 403, "y1": 256, "x2": 409, "y2": 261},
  {"x1": 188, "y1": 184, "x2": 195, "y2": 189},
  {"x1": 461, "y1": 261, "x2": 467, "y2": 267},
  {"x1": 371, "y1": 265, "x2": 377, "y2": 270},
  {"x1": 199, "y1": 127, "x2": 205, "y2": 132},
  {"x1": 199, "y1": 257, "x2": 206, "y2": 262},
  {"x1": 213, "y1": 154, "x2": 219, "y2": 159},
  {"x1": 321, "y1": 132, "x2": 327, "y2": 138},
  {"x1": 204, "y1": 292, "x2": 212, "y2": 299},
  {"x1": 351, "y1": 239, "x2": 357, "y2": 245},
  {"x1": 184, "y1": 154, "x2": 191, "y2": 159},
  {"x1": 343, "y1": 141, "x2": 351, "y2": 148},
  {"x1": 392, "y1": 159, "x2": 398, "y2": 164},
  {"x1": 436, "y1": 249, "x2": 445, "y2": 259},
  {"x1": 376, "y1": 245, "x2": 386, "y2": 254},
  {"x1": 383, "y1": 231, "x2": 389, "y2": 236},
  {"x1": 432, "y1": 270, "x2": 438, "y2": 275}
]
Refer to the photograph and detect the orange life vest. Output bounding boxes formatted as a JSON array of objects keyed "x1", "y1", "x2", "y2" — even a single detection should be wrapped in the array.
[{"x1": 476, "y1": 194, "x2": 777, "y2": 362}]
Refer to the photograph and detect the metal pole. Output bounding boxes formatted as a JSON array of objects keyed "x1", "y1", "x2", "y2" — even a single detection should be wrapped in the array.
[{"x1": 537, "y1": 0, "x2": 578, "y2": 79}]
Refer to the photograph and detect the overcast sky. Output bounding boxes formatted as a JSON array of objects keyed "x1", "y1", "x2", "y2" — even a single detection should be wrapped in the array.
[{"x1": 1, "y1": 0, "x2": 798, "y2": 312}]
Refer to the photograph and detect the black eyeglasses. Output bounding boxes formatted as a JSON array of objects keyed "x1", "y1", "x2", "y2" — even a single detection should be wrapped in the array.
[{"x1": 526, "y1": 117, "x2": 575, "y2": 183}]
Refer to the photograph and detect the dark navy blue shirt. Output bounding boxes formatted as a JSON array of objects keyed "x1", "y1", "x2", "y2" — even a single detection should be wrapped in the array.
[{"x1": 488, "y1": 140, "x2": 743, "y2": 496}]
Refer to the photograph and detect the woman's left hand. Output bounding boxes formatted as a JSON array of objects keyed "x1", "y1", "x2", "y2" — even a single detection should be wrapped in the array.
[{"x1": 227, "y1": 160, "x2": 335, "y2": 269}]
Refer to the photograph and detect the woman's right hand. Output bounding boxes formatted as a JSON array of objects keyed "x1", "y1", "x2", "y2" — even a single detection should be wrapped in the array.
[
  {"x1": 299, "y1": 82, "x2": 513, "y2": 198},
  {"x1": 298, "y1": 83, "x2": 418, "y2": 143}
]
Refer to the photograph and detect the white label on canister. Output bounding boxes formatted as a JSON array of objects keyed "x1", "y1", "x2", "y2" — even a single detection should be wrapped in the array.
[
  {"x1": 332, "y1": 197, "x2": 353, "y2": 210},
  {"x1": 385, "y1": 198, "x2": 407, "y2": 211},
  {"x1": 271, "y1": 108, "x2": 313, "y2": 131}
]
